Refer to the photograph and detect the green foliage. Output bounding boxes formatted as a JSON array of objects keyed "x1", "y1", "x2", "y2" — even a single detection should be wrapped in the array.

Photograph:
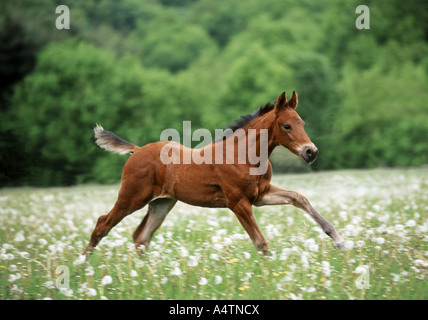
[
  {"x1": 189, "y1": 0, "x2": 248, "y2": 47},
  {"x1": 0, "y1": 13, "x2": 37, "y2": 109},
  {"x1": 269, "y1": 148, "x2": 310, "y2": 174},
  {"x1": 218, "y1": 42, "x2": 293, "y2": 121},
  {"x1": 129, "y1": 11, "x2": 217, "y2": 72},
  {"x1": 2, "y1": 40, "x2": 146, "y2": 185},
  {"x1": 1, "y1": 0, "x2": 428, "y2": 186},
  {"x1": 332, "y1": 63, "x2": 428, "y2": 168}
]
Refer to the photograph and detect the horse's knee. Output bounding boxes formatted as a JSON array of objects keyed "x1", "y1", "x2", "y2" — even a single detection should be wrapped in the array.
[{"x1": 96, "y1": 214, "x2": 108, "y2": 225}]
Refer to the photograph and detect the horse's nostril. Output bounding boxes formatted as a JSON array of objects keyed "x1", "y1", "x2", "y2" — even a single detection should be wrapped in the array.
[{"x1": 300, "y1": 145, "x2": 318, "y2": 163}]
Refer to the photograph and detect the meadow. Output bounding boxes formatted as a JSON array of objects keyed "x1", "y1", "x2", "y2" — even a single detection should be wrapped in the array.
[{"x1": 0, "y1": 167, "x2": 427, "y2": 300}]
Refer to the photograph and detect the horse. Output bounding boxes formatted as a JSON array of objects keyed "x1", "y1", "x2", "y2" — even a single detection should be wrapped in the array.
[{"x1": 82, "y1": 91, "x2": 345, "y2": 259}]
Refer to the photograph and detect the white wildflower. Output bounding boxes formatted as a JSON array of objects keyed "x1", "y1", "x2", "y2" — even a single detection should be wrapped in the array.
[
  {"x1": 74, "y1": 255, "x2": 87, "y2": 265},
  {"x1": 187, "y1": 255, "x2": 199, "y2": 267},
  {"x1": 304, "y1": 238, "x2": 319, "y2": 252},
  {"x1": 392, "y1": 274, "x2": 400, "y2": 282},
  {"x1": 150, "y1": 251, "x2": 160, "y2": 258},
  {"x1": 85, "y1": 266, "x2": 94, "y2": 276},
  {"x1": 414, "y1": 259, "x2": 428, "y2": 268},
  {"x1": 339, "y1": 211, "x2": 348, "y2": 221},
  {"x1": 179, "y1": 247, "x2": 189, "y2": 257},
  {"x1": 18, "y1": 251, "x2": 29, "y2": 258},
  {"x1": 155, "y1": 234, "x2": 165, "y2": 244},
  {"x1": 8, "y1": 273, "x2": 21, "y2": 282},
  {"x1": 345, "y1": 240, "x2": 354, "y2": 250},
  {"x1": 14, "y1": 232, "x2": 25, "y2": 242},
  {"x1": 86, "y1": 288, "x2": 97, "y2": 297},
  {"x1": 410, "y1": 266, "x2": 420, "y2": 273},
  {"x1": 290, "y1": 293, "x2": 303, "y2": 300},
  {"x1": 59, "y1": 288, "x2": 73, "y2": 297},
  {"x1": 243, "y1": 252, "x2": 251, "y2": 259},
  {"x1": 215, "y1": 275, "x2": 223, "y2": 284},
  {"x1": 306, "y1": 287, "x2": 316, "y2": 293},
  {"x1": 210, "y1": 253, "x2": 219, "y2": 260},
  {"x1": 43, "y1": 194, "x2": 54, "y2": 201},
  {"x1": 366, "y1": 211, "x2": 375, "y2": 219},
  {"x1": 100, "y1": 275, "x2": 113, "y2": 286},
  {"x1": 372, "y1": 204, "x2": 380, "y2": 211},
  {"x1": 2, "y1": 243, "x2": 14, "y2": 250},
  {"x1": 395, "y1": 224, "x2": 404, "y2": 231},
  {"x1": 170, "y1": 267, "x2": 182, "y2": 276},
  {"x1": 301, "y1": 253, "x2": 309, "y2": 269},
  {"x1": 223, "y1": 237, "x2": 233, "y2": 246},
  {"x1": 43, "y1": 281, "x2": 55, "y2": 289},
  {"x1": 405, "y1": 220, "x2": 416, "y2": 227},
  {"x1": 211, "y1": 235, "x2": 221, "y2": 243},
  {"x1": 130, "y1": 270, "x2": 138, "y2": 277},
  {"x1": 356, "y1": 240, "x2": 365, "y2": 248},
  {"x1": 321, "y1": 261, "x2": 331, "y2": 277},
  {"x1": 198, "y1": 277, "x2": 208, "y2": 285},
  {"x1": 373, "y1": 237, "x2": 385, "y2": 245},
  {"x1": 212, "y1": 243, "x2": 223, "y2": 251}
]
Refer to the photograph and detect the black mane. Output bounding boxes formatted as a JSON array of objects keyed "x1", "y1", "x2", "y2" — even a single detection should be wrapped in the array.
[{"x1": 226, "y1": 102, "x2": 275, "y2": 132}]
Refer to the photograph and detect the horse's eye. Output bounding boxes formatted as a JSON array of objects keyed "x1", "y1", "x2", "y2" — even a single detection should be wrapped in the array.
[{"x1": 283, "y1": 124, "x2": 292, "y2": 131}]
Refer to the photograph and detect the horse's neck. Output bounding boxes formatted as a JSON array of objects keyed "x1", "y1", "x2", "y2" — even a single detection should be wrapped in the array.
[
  {"x1": 207, "y1": 110, "x2": 278, "y2": 162},
  {"x1": 247, "y1": 110, "x2": 278, "y2": 157}
]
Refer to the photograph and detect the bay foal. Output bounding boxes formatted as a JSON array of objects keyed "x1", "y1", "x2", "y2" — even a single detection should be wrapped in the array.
[{"x1": 82, "y1": 91, "x2": 345, "y2": 258}]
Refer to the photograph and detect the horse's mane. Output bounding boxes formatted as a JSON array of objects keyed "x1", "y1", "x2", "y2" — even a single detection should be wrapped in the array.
[{"x1": 226, "y1": 102, "x2": 275, "y2": 132}]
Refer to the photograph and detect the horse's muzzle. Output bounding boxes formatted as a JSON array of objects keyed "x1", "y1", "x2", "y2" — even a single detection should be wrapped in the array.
[{"x1": 299, "y1": 144, "x2": 318, "y2": 163}]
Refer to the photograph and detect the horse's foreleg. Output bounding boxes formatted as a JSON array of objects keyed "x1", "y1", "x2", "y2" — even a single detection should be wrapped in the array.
[
  {"x1": 255, "y1": 184, "x2": 346, "y2": 250},
  {"x1": 228, "y1": 198, "x2": 270, "y2": 254}
]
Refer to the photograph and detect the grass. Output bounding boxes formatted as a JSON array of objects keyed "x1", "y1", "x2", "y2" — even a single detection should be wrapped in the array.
[{"x1": 0, "y1": 167, "x2": 427, "y2": 300}]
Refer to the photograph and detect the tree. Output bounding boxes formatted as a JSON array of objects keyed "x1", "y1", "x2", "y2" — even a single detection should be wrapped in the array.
[
  {"x1": 330, "y1": 63, "x2": 428, "y2": 169},
  {"x1": 2, "y1": 40, "x2": 147, "y2": 185},
  {"x1": 129, "y1": 11, "x2": 217, "y2": 72}
]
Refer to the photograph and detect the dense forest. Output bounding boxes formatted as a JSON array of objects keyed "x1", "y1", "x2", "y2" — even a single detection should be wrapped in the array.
[{"x1": 1, "y1": 0, "x2": 428, "y2": 186}]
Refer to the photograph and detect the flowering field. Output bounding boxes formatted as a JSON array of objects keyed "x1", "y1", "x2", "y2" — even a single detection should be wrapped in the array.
[{"x1": 1, "y1": 167, "x2": 427, "y2": 300}]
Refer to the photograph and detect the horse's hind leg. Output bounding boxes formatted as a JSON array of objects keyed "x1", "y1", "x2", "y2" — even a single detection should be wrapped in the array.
[
  {"x1": 82, "y1": 187, "x2": 152, "y2": 258},
  {"x1": 133, "y1": 198, "x2": 177, "y2": 254}
]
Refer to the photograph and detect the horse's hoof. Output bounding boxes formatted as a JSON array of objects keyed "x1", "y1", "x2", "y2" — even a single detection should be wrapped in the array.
[{"x1": 335, "y1": 241, "x2": 347, "y2": 251}]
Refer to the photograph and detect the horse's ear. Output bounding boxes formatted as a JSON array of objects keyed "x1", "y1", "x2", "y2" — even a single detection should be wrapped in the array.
[
  {"x1": 288, "y1": 91, "x2": 298, "y2": 109},
  {"x1": 274, "y1": 91, "x2": 287, "y2": 114}
]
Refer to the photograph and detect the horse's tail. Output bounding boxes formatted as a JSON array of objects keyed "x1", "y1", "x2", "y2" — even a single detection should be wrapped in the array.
[{"x1": 94, "y1": 124, "x2": 138, "y2": 155}]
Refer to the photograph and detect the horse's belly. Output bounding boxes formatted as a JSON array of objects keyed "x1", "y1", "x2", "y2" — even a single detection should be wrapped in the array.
[
  {"x1": 173, "y1": 182, "x2": 227, "y2": 208},
  {"x1": 163, "y1": 166, "x2": 227, "y2": 207}
]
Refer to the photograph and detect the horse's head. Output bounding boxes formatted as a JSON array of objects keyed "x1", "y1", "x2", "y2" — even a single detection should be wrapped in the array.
[{"x1": 273, "y1": 91, "x2": 318, "y2": 163}]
